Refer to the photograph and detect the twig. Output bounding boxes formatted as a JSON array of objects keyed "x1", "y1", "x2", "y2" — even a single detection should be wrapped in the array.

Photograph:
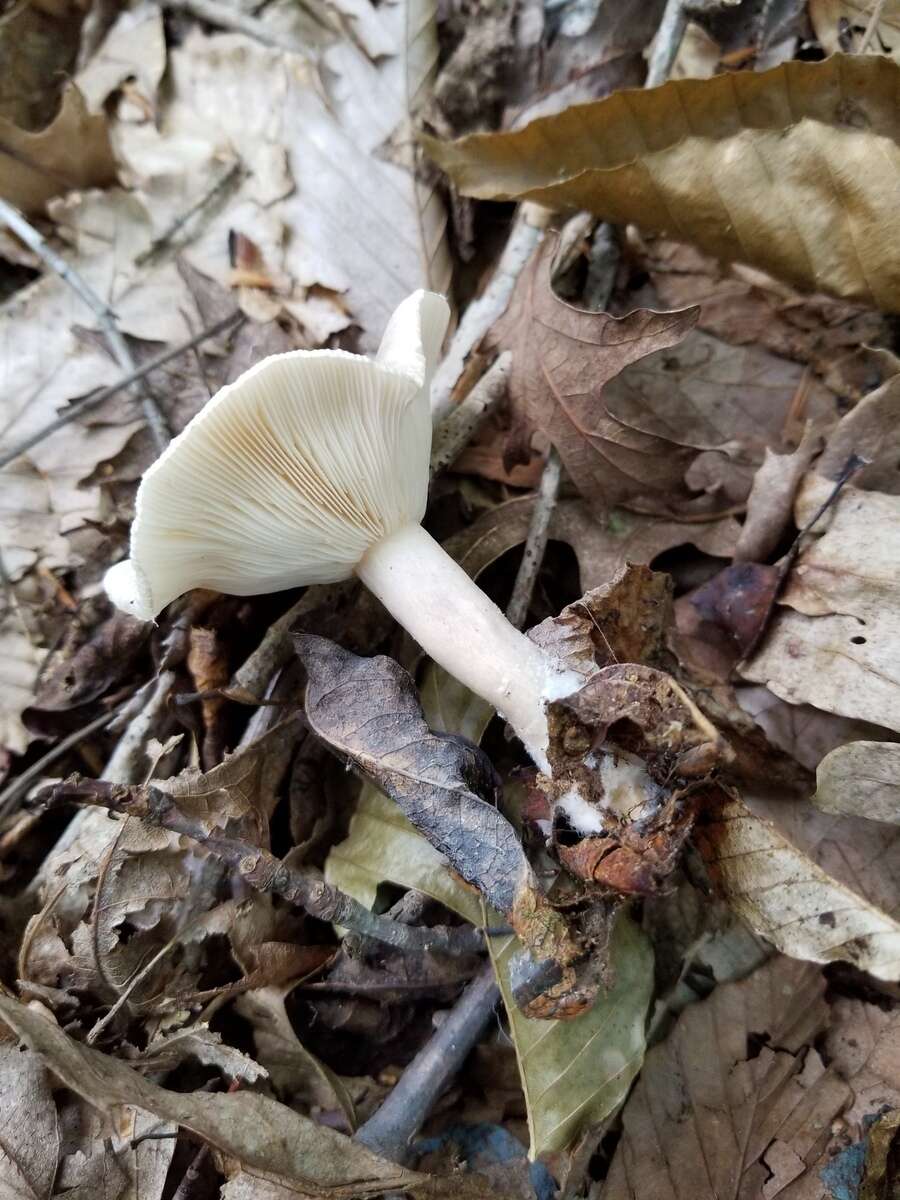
[
  {"x1": 0, "y1": 312, "x2": 243, "y2": 472},
  {"x1": 505, "y1": 447, "x2": 563, "y2": 631},
  {"x1": 430, "y1": 204, "x2": 550, "y2": 425},
  {"x1": 0, "y1": 198, "x2": 170, "y2": 452},
  {"x1": 354, "y1": 962, "x2": 499, "y2": 1163},
  {"x1": 859, "y1": 0, "x2": 888, "y2": 51},
  {"x1": 37, "y1": 776, "x2": 489, "y2": 958},
  {"x1": 159, "y1": 0, "x2": 314, "y2": 58},
  {"x1": 646, "y1": 0, "x2": 687, "y2": 87},
  {"x1": 0, "y1": 707, "x2": 121, "y2": 820},
  {"x1": 135, "y1": 162, "x2": 245, "y2": 266},
  {"x1": 429, "y1": 353, "x2": 510, "y2": 476}
]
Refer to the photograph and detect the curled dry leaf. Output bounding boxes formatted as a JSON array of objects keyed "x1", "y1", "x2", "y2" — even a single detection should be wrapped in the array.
[
  {"x1": 483, "y1": 238, "x2": 699, "y2": 513},
  {"x1": 0, "y1": 83, "x2": 117, "y2": 212},
  {"x1": 295, "y1": 633, "x2": 581, "y2": 975},
  {"x1": 813, "y1": 741, "x2": 900, "y2": 824},
  {"x1": 695, "y1": 788, "x2": 900, "y2": 980},
  {"x1": 0, "y1": 995, "x2": 422, "y2": 1199},
  {"x1": 604, "y1": 956, "x2": 846, "y2": 1199},
  {"x1": 818, "y1": 372, "x2": 900, "y2": 494},
  {"x1": 741, "y1": 477, "x2": 900, "y2": 732},
  {"x1": 426, "y1": 55, "x2": 900, "y2": 310}
]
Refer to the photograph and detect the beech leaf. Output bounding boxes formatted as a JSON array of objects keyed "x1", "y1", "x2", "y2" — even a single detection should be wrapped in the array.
[
  {"x1": 604, "y1": 956, "x2": 846, "y2": 1199},
  {"x1": 425, "y1": 55, "x2": 900, "y2": 310},
  {"x1": 325, "y1": 785, "x2": 653, "y2": 1158},
  {"x1": 484, "y1": 238, "x2": 699, "y2": 512}
]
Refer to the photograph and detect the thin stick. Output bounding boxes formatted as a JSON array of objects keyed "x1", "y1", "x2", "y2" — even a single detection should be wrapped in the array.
[
  {"x1": 0, "y1": 198, "x2": 171, "y2": 452},
  {"x1": 430, "y1": 204, "x2": 550, "y2": 425},
  {"x1": 135, "y1": 162, "x2": 245, "y2": 266},
  {"x1": 0, "y1": 708, "x2": 120, "y2": 820},
  {"x1": 354, "y1": 962, "x2": 498, "y2": 1163},
  {"x1": 859, "y1": 0, "x2": 888, "y2": 51},
  {"x1": 37, "y1": 776, "x2": 489, "y2": 958},
  {"x1": 160, "y1": 0, "x2": 314, "y2": 58},
  {"x1": 646, "y1": 0, "x2": 687, "y2": 87},
  {"x1": 0, "y1": 312, "x2": 243, "y2": 471},
  {"x1": 429, "y1": 353, "x2": 510, "y2": 476},
  {"x1": 505, "y1": 447, "x2": 563, "y2": 631}
]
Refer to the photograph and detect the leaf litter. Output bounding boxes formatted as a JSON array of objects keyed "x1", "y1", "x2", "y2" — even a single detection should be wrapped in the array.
[{"x1": 1, "y1": 1, "x2": 900, "y2": 1198}]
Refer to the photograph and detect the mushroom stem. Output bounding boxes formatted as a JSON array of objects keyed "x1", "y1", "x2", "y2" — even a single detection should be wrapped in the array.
[{"x1": 356, "y1": 522, "x2": 573, "y2": 769}]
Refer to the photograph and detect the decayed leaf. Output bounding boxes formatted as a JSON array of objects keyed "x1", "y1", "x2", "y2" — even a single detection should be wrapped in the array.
[
  {"x1": 813, "y1": 741, "x2": 900, "y2": 824},
  {"x1": 733, "y1": 427, "x2": 823, "y2": 563},
  {"x1": 818, "y1": 372, "x2": 900, "y2": 494},
  {"x1": 137, "y1": 1025, "x2": 268, "y2": 1083},
  {"x1": 326, "y1": 787, "x2": 653, "y2": 1158},
  {"x1": 237, "y1": 986, "x2": 357, "y2": 1131},
  {"x1": 485, "y1": 239, "x2": 699, "y2": 512},
  {"x1": 741, "y1": 477, "x2": 900, "y2": 732},
  {"x1": 810, "y1": 0, "x2": 900, "y2": 61},
  {"x1": 695, "y1": 788, "x2": 900, "y2": 980},
  {"x1": 0, "y1": 1040, "x2": 59, "y2": 1199},
  {"x1": 0, "y1": 83, "x2": 117, "y2": 212},
  {"x1": 296, "y1": 634, "x2": 578, "y2": 968},
  {"x1": 0, "y1": 995, "x2": 421, "y2": 1199},
  {"x1": 604, "y1": 956, "x2": 848, "y2": 1199},
  {"x1": 75, "y1": 2, "x2": 167, "y2": 114},
  {"x1": 426, "y1": 55, "x2": 900, "y2": 310}
]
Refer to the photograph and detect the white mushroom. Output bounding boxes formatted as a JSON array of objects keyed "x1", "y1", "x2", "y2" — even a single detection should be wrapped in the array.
[{"x1": 105, "y1": 291, "x2": 578, "y2": 769}]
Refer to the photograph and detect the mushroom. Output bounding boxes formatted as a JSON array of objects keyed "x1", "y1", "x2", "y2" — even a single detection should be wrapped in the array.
[{"x1": 105, "y1": 290, "x2": 578, "y2": 769}]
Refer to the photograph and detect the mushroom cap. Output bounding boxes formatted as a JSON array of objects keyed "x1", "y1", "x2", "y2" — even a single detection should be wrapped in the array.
[{"x1": 105, "y1": 290, "x2": 450, "y2": 621}]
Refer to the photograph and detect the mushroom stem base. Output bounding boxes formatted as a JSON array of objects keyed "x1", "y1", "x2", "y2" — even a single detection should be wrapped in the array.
[{"x1": 357, "y1": 522, "x2": 560, "y2": 768}]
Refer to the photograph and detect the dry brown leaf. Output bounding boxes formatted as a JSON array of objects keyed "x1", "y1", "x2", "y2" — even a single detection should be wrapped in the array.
[
  {"x1": 695, "y1": 788, "x2": 900, "y2": 980},
  {"x1": 813, "y1": 741, "x2": 900, "y2": 824},
  {"x1": 645, "y1": 238, "x2": 890, "y2": 401},
  {"x1": 425, "y1": 55, "x2": 900, "y2": 310},
  {"x1": 733, "y1": 427, "x2": 823, "y2": 563},
  {"x1": 604, "y1": 956, "x2": 848, "y2": 1200},
  {"x1": 0, "y1": 995, "x2": 421, "y2": 1199},
  {"x1": 486, "y1": 239, "x2": 699, "y2": 512},
  {"x1": 741, "y1": 476, "x2": 900, "y2": 732},
  {"x1": 0, "y1": 1040, "x2": 59, "y2": 1199},
  {"x1": 0, "y1": 83, "x2": 117, "y2": 213},
  {"x1": 818, "y1": 372, "x2": 900, "y2": 494}
]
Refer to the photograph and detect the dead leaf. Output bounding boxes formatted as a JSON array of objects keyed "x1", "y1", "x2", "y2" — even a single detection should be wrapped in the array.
[
  {"x1": 645, "y1": 238, "x2": 889, "y2": 401},
  {"x1": 604, "y1": 956, "x2": 848, "y2": 1199},
  {"x1": 0, "y1": 616, "x2": 46, "y2": 754},
  {"x1": 295, "y1": 634, "x2": 579, "y2": 970},
  {"x1": 425, "y1": 55, "x2": 900, "y2": 310},
  {"x1": 137, "y1": 1025, "x2": 268, "y2": 1083},
  {"x1": 485, "y1": 239, "x2": 699, "y2": 512},
  {"x1": 0, "y1": 1039, "x2": 59, "y2": 1200},
  {"x1": 0, "y1": 994, "x2": 423, "y2": 1199},
  {"x1": 733, "y1": 427, "x2": 823, "y2": 563},
  {"x1": 818, "y1": 373, "x2": 900, "y2": 494},
  {"x1": 74, "y1": 2, "x2": 167, "y2": 114},
  {"x1": 0, "y1": 83, "x2": 117, "y2": 213},
  {"x1": 675, "y1": 562, "x2": 781, "y2": 682},
  {"x1": 741, "y1": 476, "x2": 900, "y2": 732},
  {"x1": 813, "y1": 741, "x2": 900, "y2": 824},
  {"x1": 696, "y1": 788, "x2": 900, "y2": 980}
]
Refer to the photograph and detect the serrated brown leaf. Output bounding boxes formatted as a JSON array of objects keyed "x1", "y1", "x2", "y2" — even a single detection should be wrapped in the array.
[
  {"x1": 485, "y1": 238, "x2": 699, "y2": 513},
  {"x1": 426, "y1": 55, "x2": 900, "y2": 310}
]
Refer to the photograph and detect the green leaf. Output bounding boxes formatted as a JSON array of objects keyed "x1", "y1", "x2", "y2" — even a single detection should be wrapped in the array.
[{"x1": 325, "y1": 664, "x2": 655, "y2": 1157}]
